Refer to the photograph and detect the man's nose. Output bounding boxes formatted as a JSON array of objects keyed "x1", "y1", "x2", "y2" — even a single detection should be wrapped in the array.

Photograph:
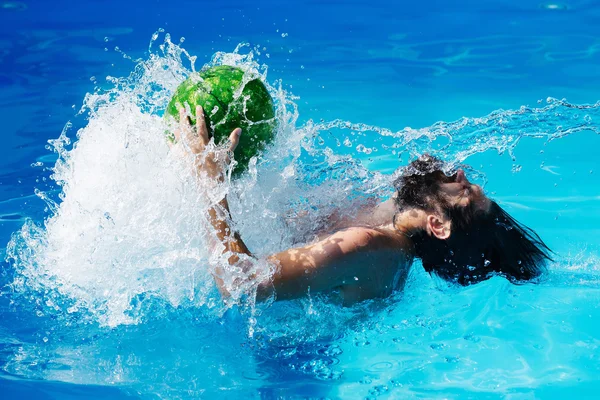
[{"x1": 455, "y1": 169, "x2": 467, "y2": 183}]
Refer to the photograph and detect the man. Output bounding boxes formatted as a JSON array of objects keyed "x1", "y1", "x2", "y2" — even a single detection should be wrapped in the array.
[{"x1": 175, "y1": 106, "x2": 552, "y2": 304}]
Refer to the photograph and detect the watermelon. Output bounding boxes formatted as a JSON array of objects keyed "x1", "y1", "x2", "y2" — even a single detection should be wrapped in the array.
[{"x1": 165, "y1": 65, "x2": 276, "y2": 175}]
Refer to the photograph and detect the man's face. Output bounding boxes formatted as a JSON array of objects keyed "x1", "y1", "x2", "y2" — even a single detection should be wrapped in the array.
[{"x1": 435, "y1": 169, "x2": 491, "y2": 212}]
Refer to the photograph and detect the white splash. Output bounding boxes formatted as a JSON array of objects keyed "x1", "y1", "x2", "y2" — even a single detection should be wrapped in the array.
[
  {"x1": 5, "y1": 32, "x2": 600, "y2": 330},
  {"x1": 5, "y1": 33, "x2": 387, "y2": 327}
]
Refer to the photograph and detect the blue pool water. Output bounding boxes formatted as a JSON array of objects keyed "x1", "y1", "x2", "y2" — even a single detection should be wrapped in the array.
[{"x1": 2, "y1": 0, "x2": 600, "y2": 398}]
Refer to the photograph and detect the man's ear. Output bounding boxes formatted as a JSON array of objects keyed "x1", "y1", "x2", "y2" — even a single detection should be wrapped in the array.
[{"x1": 427, "y1": 214, "x2": 451, "y2": 240}]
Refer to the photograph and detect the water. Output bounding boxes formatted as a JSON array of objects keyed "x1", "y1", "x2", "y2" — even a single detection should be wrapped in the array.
[{"x1": 1, "y1": 1, "x2": 600, "y2": 398}]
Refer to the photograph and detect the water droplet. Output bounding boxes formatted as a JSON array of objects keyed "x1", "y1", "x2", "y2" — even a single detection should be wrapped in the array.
[
  {"x1": 540, "y1": 3, "x2": 569, "y2": 10},
  {"x1": 356, "y1": 144, "x2": 372, "y2": 154},
  {"x1": 277, "y1": 347, "x2": 297, "y2": 358},
  {"x1": 318, "y1": 344, "x2": 343, "y2": 357},
  {"x1": 463, "y1": 334, "x2": 480, "y2": 343},
  {"x1": 369, "y1": 385, "x2": 389, "y2": 396}
]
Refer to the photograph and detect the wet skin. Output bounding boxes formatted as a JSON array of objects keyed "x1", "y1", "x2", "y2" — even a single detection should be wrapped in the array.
[{"x1": 175, "y1": 107, "x2": 491, "y2": 303}]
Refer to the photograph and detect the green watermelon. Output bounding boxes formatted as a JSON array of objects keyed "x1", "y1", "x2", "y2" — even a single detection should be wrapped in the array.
[{"x1": 165, "y1": 65, "x2": 276, "y2": 175}]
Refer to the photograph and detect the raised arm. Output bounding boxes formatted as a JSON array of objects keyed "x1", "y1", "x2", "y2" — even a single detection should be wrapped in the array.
[
  {"x1": 175, "y1": 107, "x2": 402, "y2": 302},
  {"x1": 173, "y1": 106, "x2": 253, "y2": 296}
]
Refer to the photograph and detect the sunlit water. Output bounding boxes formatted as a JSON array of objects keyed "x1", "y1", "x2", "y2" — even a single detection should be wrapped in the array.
[{"x1": 2, "y1": 32, "x2": 600, "y2": 398}]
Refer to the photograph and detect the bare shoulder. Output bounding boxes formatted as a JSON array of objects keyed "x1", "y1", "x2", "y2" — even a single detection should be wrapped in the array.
[
  {"x1": 328, "y1": 226, "x2": 410, "y2": 253},
  {"x1": 263, "y1": 225, "x2": 413, "y2": 302}
]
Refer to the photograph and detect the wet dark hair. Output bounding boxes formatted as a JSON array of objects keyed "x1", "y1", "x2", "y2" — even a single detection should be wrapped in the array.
[{"x1": 393, "y1": 155, "x2": 552, "y2": 285}]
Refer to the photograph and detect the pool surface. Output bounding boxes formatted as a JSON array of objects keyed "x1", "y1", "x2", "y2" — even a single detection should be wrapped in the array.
[{"x1": 1, "y1": 0, "x2": 600, "y2": 398}]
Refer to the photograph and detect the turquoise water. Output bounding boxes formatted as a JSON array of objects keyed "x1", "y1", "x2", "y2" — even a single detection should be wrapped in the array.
[{"x1": 2, "y1": 1, "x2": 600, "y2": 398}]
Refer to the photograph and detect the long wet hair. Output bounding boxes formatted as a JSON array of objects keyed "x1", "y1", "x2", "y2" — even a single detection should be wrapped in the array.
[{"x1": 393, "y1": 155, "x2": 552, "y2": 285}]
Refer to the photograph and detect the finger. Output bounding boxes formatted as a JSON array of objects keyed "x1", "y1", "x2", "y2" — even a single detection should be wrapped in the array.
[
  {"x1": 178, "y1": 107, "x2": 199, "y2": 150},
  {"x1": 196, "y1": 106, "x2": 209, "y2": 146},
  {"x1": 228, "y1": 128, "x2": 242, "y2": 152},
  {"x1": 174, "y1": 107, "x2": 188, "y2": 143},
  {"x1": 179, "y1": 107, "x2": 190, "y2": 134}
]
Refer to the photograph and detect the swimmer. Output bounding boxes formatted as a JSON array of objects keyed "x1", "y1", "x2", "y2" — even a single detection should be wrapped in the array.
[{"x1": 175, "y1": 106, "x2": 552, "y2": 304}]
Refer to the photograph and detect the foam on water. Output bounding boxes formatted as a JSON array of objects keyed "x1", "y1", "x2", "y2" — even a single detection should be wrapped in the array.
[{"x1": 3, "y1": 32, "x2": 600, "y2": 396}]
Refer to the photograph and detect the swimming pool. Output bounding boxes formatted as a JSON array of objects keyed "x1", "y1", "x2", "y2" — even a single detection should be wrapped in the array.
[{"x1": 1, "y1": 0, "x2": 600, "y2": 398}]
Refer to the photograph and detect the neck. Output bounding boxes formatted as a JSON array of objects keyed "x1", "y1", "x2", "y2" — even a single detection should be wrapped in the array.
[
  {"x1": 392, "y1": 208, "x2": 430, "y2": 237},
  {"x1": 376, "y1": 208, "x2": 430, "y2": 258}
]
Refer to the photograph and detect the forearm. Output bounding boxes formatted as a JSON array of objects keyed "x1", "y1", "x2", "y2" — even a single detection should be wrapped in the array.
[
  {"x1": 174, "y1": 106, "x2": 259, "y2": 299},
  {"x1": 207, "y1": 196, "x2": 257, "y2": 299},
  {"x1": 207, "y1": 197, "x2": 252, "y2": 261}
]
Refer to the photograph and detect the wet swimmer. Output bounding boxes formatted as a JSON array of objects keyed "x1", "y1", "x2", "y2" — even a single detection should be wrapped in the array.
[{"x1": 174, "y1": 106, "x2": 552, "y2": 305}]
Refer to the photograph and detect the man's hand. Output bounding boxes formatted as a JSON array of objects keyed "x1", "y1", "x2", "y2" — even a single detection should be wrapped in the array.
[{"x1": 174, "y1": 105, "x2": 242, "y2": 181}]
